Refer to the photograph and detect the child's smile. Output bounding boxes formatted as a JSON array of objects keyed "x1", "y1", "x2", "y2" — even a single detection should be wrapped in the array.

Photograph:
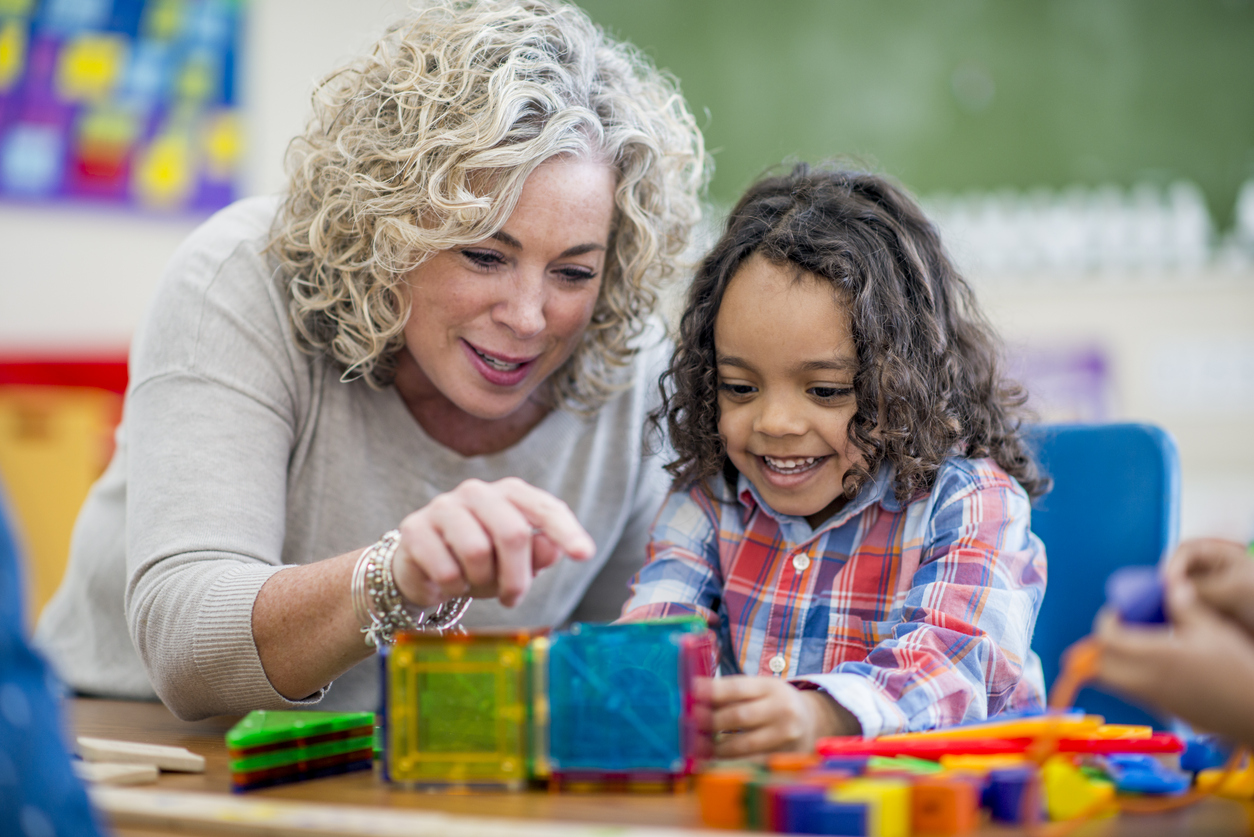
[{"x1": 715, "y1": 254, "x2": 861, "y2": 528}]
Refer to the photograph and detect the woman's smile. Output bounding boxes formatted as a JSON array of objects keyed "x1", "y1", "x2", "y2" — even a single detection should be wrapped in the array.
[{"x1": 462, "y1": 339, "x2": 539, "y2": 386}]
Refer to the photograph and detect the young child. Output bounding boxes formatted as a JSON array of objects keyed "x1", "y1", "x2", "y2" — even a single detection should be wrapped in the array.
[{"x1": 620, "y1": 164, "x2": 1049, "y2": 756}]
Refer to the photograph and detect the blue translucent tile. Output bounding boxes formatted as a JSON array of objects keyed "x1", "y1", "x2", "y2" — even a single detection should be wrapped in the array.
[{"x1": 547, "y1": 620, "x2": 704, "y2": 774}]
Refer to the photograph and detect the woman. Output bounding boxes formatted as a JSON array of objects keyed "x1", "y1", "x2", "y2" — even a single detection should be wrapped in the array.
[{"x1": 35, "y1": 0, "x2": 705, "y2": 720}]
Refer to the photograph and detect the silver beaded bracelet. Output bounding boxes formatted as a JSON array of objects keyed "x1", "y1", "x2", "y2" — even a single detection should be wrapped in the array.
[{"x1": 351, "y1": 529, "x2": 472, "y2": 648}]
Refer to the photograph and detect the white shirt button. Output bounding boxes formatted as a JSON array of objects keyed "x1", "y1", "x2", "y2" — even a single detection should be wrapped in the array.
[
  {"x1": 769, "y1": 654, "x2": 787, "y2": 674},
  {"x1": 792, "y1": 554, "x2": 811, "y2": 572}
]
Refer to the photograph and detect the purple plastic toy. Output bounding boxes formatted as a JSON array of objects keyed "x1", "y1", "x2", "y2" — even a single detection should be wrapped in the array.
[{"x1": 1104, "y1": 566, "x2": 1167, "y2": 625}]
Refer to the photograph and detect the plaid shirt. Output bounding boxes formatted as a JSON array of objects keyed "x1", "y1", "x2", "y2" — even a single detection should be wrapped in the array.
[{"x1": 620, "y1": 458, "x2": 1047, "y2": 738}]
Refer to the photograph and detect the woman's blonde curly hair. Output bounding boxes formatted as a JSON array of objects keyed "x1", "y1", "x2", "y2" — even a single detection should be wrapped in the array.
[{"x1": 272, "y1": 0, "x2": 707, "y2": 411}]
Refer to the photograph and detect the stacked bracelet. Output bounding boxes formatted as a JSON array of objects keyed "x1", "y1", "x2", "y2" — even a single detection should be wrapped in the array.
[{"x1": 350, "y1": 529, "x2": 472, "y2": 648}]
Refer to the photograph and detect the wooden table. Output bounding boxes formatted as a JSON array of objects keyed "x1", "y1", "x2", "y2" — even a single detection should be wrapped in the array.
[{"x1": 71, "y1": 697, "x2": 1254, "y2": 837}]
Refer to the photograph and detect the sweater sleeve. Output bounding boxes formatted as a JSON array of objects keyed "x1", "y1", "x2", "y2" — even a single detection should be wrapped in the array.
[
  {"x1": 795, "y1": 469, "x2": 1047, "y2": 738},
  {"x1": 123, "y1": 203, "x2": 325, "y2": 720}
]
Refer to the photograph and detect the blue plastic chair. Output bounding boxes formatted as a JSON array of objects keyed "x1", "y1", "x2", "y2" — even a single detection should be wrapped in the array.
[{"x1": 1024, "y1": 423, "x2": 1181, "y2": 728}]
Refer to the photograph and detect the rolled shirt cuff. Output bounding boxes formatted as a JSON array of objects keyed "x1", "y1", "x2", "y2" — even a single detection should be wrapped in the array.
[{"x1": 791, "y1": 672, "x2": 908, "y2": 740}]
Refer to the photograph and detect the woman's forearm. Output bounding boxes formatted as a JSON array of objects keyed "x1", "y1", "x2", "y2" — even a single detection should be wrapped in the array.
[{"x1": 252, "y1": 549, "x2": 374, "y2": 700}]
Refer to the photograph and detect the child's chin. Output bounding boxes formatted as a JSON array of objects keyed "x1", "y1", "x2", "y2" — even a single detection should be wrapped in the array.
[{"x1": 754, "y1": 488, "x2": 830, "y2": 518}]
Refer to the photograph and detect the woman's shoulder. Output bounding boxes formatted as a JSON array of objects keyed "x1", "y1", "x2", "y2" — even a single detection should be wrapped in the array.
[
  {"x1": 129, "y1": 194, "x2": 310, "y2": 394},
  {"x1": 573, "y1": 317, "x2": 672, "y2": 425},
  {"x1": 164, "y1": 195, "x2": 283, "y2": 285}
]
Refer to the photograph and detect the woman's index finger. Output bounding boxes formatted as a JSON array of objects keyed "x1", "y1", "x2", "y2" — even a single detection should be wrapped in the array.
[{"x1": 499, "y1": 479, "x2": 596, "y2": 560}]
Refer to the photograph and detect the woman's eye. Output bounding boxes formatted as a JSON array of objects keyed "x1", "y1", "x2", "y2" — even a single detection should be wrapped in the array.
[
  {"x1": 718, "y1": 383, "x2": 756, "y2": 397},
  {"x1": 810, "y1": 386, "x2": 853, "y2": 401},
  {"x1": 556, "y1": 266, "x2": 597, "y2": 283},
  {"x1": 461, "y1": 249, "x2": 504, "y2": 269}
]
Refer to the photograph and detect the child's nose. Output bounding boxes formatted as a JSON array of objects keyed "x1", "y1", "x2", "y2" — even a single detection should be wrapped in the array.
[{"x1": 753, "y1": 394, "x2": 807, "y2": 437}]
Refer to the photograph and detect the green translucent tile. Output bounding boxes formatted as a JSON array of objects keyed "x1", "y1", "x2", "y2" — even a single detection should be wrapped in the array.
[
  {"x1": 226, "y1": 710, "x2": 376, "y2": 751},
  {"x1": 419, "y1": 670, "x2": 498, "y2": 752},
  {"x1": 633, "y1": 615, "x2": 708, "y2": 630},
  {"x1": 386, "y1": 631, "x2": 543, "y2": 787}
]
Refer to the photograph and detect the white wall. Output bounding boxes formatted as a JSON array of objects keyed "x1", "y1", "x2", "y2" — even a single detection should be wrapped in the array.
[{"x1": 974, "y1": 269, "x2": 1254, "y2": 543}]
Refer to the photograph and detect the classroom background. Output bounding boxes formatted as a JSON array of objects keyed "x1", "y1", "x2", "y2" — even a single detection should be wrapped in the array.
[{"x1": 1, "y1": 0, "x2": 1252, "y2": 623}]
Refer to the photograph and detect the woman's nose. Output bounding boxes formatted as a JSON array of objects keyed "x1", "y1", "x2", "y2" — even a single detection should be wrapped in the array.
[{"x1": 493, "y1": 270, "x2": 546, "y2": 339}]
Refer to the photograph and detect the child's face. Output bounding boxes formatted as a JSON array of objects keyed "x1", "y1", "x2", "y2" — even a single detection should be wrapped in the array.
[{"x1": 715, "y1": 254, "x2": 860, "y2": 527}]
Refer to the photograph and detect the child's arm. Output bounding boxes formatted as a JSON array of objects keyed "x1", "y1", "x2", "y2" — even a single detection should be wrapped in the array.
[
  {"x1": 1092, "y1": 539, "x2": 1254, "y2": 747},
  {"x1": 617, "y1": 486, "x2": 725, "y2": 626},
  {"x1": 790, "y1": 465, "x2": 1046, "y2": 738}
]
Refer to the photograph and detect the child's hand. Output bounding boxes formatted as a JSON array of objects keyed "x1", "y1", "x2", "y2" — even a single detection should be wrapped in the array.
[
  {"x1": 1165, "y1": 538, "x2": 1254, "y2": 636},
  {"x1": 705, "y1": 675, "x2": 860, "y2": 758},
  {"x1": 1092, "y1": 576, "x2": 1254, "y2": 748}
]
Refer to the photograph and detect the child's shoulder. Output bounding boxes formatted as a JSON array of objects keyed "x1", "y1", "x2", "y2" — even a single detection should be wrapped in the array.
[
  {"x1": 658, "y1": 475, "x2": 737, "y2": 525},
  {"x1": 927, "y1": 456, "x2": 1028, "y2": 504}
]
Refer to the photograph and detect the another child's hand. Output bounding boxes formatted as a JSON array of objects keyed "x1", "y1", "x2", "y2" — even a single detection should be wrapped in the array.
[
  {"x1": 705, "y1": 675, "x2": 860, "y2": 758},
  {"x1": 1165, "y1": 538, "x2": 1254, "y2": 636},
  {"x1": 1092, "y1": 576, "x2": 1254, "y2": 748}
]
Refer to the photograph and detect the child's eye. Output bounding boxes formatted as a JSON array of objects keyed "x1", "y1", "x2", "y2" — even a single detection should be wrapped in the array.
[
  {"x1": 810, "y1": 386, "x2": 853, "y2": 401},
  {"x1": 718, "y1": 383, "x2": 757, "y2": 397},
  {"x1": 461, "y1": 249, "x2": 505, "y2": 269}
]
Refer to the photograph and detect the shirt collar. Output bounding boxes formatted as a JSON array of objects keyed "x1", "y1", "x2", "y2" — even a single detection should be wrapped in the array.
[{"x1": 736, "y1": 461, "x2": 901, "y2": 537}]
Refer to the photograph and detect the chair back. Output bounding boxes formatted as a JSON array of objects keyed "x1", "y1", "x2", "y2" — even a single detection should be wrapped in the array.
[{"x1": 1025, "y1": 423, "x2": 1180, "y2": 727}]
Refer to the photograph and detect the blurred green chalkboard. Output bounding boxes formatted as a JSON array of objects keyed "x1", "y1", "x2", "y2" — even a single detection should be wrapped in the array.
[{"x1": 576, "y1": 0, "x2": 1254, "y2": 229}]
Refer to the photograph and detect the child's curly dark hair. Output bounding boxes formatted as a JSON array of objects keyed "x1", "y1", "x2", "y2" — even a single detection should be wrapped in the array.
[{"x1": 657, "y1": 163, "x2": 1048, "y2": 504}]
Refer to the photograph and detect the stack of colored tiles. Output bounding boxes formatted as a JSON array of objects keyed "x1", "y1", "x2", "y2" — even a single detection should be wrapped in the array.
[
  {"x1": 696, "y1": 713, "x2": 1196, "y2": 835},
  {"x1": 226, "y1": 710, "x2": 375, "y2": 792},
  {"x1": 379, "y1": 618, "x2": 717, "y2": 791}
]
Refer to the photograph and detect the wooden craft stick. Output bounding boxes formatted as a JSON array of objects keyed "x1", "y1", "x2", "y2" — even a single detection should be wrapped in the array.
[
  {"x1": 91, "y1": 787, "x2": 717, "y2": 837},
  {"x1": 73, "y1": 761, "x2": 160, "y2": 786},
  {"x1": 76, "y1": 736, "x2": 206, "y2": 773}
]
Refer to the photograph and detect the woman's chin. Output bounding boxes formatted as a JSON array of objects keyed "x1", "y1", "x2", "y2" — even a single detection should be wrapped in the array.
[{"x1": 450, "y1": 382, "x2": 544, "y2": 422}]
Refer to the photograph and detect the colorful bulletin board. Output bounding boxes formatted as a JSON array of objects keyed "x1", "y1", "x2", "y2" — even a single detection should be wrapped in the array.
[{"x1": 0, "y1": 0, "x2": 242, "y2": 212}]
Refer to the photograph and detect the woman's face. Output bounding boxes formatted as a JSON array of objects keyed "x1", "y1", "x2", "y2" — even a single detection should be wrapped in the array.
[{"x1": 400, "y1": 157, "x2": 616, "y2": 421}]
